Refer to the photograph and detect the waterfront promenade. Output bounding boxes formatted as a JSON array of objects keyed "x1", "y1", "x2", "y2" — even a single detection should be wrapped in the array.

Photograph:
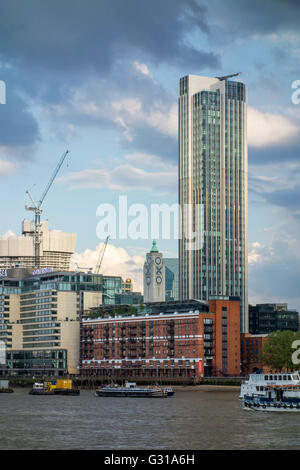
[{"x1": 1, "y1": 375, "x2": 243, "y2": 390}]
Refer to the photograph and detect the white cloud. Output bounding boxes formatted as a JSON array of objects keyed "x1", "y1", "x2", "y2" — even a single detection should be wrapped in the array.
[
  {"x1": 248, "y1": 226, "x2": 300, "y2": 312},
  {"x1": 248, "y1": 172, "x2": 294, "y2": 195},
  {"x1": 70, "y1": 241, "x2": 144, "y2": 292},
  {"x1": 0, "y1": 159, "x2": 17, "y2": 177},
  {"x1": 124, "y1": 152, "x2": 173, "y2": 169},
  {"x1": 58, "y1": 168, "x2": 111, "y2": 189},
  {"x1": 58, "y1": 161, "x2": 177, "y2": 193},
  {"x1": 110, "y1": 97, "x2": 177, "y2": 140},
  {"x1": 248, "y1": 106, "x2": 298, "y2": 147},
  {"x1": 248, "y1": 241, "x2": 273, "y2": 265},
  {"x1": 132, "y1": 61, "x2": 153, "y2": 80},
  {"x1": 49, "y1": 86, "x2": 177, "y2": 143},
  {"x1": 0, "y1": 230, "x2": 15, "y2": 239},
  {"x1": 144, "y1": 102, "x2": 177, "y2": 139}
]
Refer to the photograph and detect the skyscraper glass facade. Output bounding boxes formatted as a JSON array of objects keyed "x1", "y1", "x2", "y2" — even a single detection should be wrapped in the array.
[
  {"x1": 179, "y1": 75, "x2": 248, "y2": 332},
  {"x1": 164, "y1": 258, "x2": 179, "y2": 301}
]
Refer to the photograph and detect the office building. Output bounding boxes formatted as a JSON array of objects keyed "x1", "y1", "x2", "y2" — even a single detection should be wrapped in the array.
[
  {"x1": 249, "y1": 303, "x2": 299, "y2": 335},
  {"x1": 101, "y1": 276, "x2": 123, "y2": 304},
  {"x1": 80, "y1": 297, "x2": 241, "y2": 380},
  {"x1": 164, "y1": 258, "x2": 179, "y2": 301},
  {"x1": 122, "y1": 278, "x2": 133, "y2": 293},
  {"x1": 0, "y1": 268, "x2": 124, "y2": 376},
  {"x1": 114, "y1": 291, "x2": 143, "y2": 306},
  {"x1": 0, "y1": 220, "x2": 76, "y2": 271},
  {"x1": 178, "y1": 74, "x2": 248, "y2": 332}
]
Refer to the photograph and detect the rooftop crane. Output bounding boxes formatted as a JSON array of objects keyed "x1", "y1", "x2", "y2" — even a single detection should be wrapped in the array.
[
  {"x1": 73, "y1": 263, "x2": 93, "y2": 273},
  {"x1": 95, "y1": 235, "x2": 110, "y2": 275},
  {"x1": 25, "y1": 150, "x2": 69, "y2": 268},
  {"x1": 216, "y1": 72, "x2": 241, "y2": 81}
]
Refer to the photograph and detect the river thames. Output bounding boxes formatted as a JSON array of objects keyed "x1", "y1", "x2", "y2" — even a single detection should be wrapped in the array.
[{"x1": 1, "y1": 387, "x2": 300, "y2": 450}]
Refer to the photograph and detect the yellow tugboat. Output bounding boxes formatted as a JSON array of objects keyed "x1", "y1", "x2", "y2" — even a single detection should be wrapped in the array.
[{"x1": 29, "y1": 379, "x2": 80, "y2": 395}]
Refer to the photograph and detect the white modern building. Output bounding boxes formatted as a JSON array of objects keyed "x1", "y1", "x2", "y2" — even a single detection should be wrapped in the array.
[
  {"x1": 0, "y1": 268, "x2": 103, "y2": 375},
  {"x1": 178, "y1": 74, "x2": 248, "y2": 332},
  {"x1": 0, "y1": 220, "x2": 76, "y2": 271},
  {"x1": 143, "y1": 241, "x2": 165, "y2": 303}
]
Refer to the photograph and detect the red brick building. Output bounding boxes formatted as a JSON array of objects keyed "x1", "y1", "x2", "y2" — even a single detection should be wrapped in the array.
[
  {"x1": 80, "y1": 298, "x2": 241, "y2": 382},
  {"x1": 240, "y1": 333, "x2": 269, "y2": 375}
]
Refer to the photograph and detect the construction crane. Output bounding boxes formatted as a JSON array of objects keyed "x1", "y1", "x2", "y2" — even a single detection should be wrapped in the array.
[
  {"x1": 94, "y1": 235, "x2": 110, "y2": 275},
  {"x1": 25, "y1": 150, "x2": 69, "y2": 268},
  {"x1": 73, "y1": 263, "x2": 93, "y2": 273},
  {"x1": 216, "y1": 72, "x2": 241, "y2": 81}
]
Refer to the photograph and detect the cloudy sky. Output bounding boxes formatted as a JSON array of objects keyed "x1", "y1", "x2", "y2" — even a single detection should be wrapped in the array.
[{"x1": 0, "y1": 0, "x2": 299, "y2": 308}]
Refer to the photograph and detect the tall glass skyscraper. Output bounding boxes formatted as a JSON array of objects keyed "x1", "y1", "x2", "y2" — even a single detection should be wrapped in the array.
[
  {"x1": 164, "y1": 258, "x2": 179, "y2": 301},
  {"x1": 178, "y1": 75, "x2": 248, "y2": 332}
]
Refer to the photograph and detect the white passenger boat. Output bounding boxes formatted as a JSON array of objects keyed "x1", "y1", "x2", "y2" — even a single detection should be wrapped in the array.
[
  {"x1": 29, "y1": 382, "x2": 53, "y2": 395},
  {"x1": 240, "y1": 372, "x2": 300, "y2": 412},
  {"x1": 239, "y1": 372, "x2": 300, "y2": 400},
  {"x1": 95, "y1": 381, "x2": 168, "y2": 398},
  {"x1": 151, "y1": 382, "x2": 175, "y2": 397},
  {"x1": 243, "y1": 385, "x2": 300, "y2": 412}
]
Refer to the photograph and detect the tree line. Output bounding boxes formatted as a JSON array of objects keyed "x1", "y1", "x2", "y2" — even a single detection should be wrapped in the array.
[{"x1": 260, "y1": 330, "x2": 300, "y2": 371}]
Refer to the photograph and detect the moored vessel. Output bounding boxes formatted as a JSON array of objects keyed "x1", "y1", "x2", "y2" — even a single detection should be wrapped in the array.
[
  {"x1": 243, "y1": 384, "x2": 300, "y2": 412},
  {"x1": 29, "y1": 382, "x2": 54, "y2": 395},
  {"x1": 240, "y1": 371, "x2": 300, "y2": 412},
  {"x1": 239, "y1": 372, "x2": 300, "y2": 400},
  {"x1": 164, "y1": 387, "x2": 175, "y2": 397},
  {"x1": 49, "y1": 379, "x2": 80, "y2": 395},
  {"x1": 29, "y1": 379, "x2": 80, "y2": 396},
  {"x1": 95, "y1": 381, "x2": 168, "y2": 398},
  {"x1": 150, "y1": 382, "x2": 175, "y2": 397}
]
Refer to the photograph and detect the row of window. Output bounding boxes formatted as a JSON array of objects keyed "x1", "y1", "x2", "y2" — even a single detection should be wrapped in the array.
[{"x1": 264, "y1": 374, "x2": 299, "y2": 381}]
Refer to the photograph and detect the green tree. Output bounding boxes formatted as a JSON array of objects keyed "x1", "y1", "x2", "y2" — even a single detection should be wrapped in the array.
[{"x1": 259, "y1": 330, "x2": 300, "y2": 371}]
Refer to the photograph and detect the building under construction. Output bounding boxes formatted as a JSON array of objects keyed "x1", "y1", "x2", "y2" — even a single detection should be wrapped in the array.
[
  {"x1": 0, "y1": 150, "x2": 76, "y2": 272},
  {"x1": 0, "y1": 220, "x2": 76, "y2": 271}
]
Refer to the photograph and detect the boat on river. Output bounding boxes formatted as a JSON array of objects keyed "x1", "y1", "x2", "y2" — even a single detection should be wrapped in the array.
[
  {"x1": 243, "y1": 384, "x2": 300, "y2": 412},
  {"x1": 95, "y1": 381, "x2": 168, "y2": 398},
  {"x1": 239, "y1": 372, "x2": 300, "y2": 399},
  {"x1": 29, "y1": 382, "x2": 54, "y2": 395},
  {"x1": 240, "y1": 372, "x2": 300, "y2": 412},
  {"x1": 164, "y1": 387, "x2": 175, "y2": 397},
  {"x1": 151, "y1": 382, "x2": 175, "y2": 397},
  {"x1": 29, "y1": 380, "x2": 80, "y2": 396}
]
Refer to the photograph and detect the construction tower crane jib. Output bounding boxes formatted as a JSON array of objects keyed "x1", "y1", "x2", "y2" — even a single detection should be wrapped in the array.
[
  {"x1": 216, "y1": 72, "x2": 241, "y2": 81},
  {"x1": 25, "y1": 150, "x2": 69, "y2": 268},
  {"x1": 38, "y1": 150, "x2": 69, "y2": 208},
  {"x1": 95, "y1": 235, "x2": 110, "y2": 275}
]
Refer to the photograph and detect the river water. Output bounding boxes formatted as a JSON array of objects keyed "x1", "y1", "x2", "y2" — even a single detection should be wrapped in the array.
[{"x1": 1, "y1": 387, "x2": 300, "y2": 450}]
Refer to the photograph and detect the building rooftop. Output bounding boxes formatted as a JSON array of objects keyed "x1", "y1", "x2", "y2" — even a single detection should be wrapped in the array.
[
  {"x1": 144, "y1": 299, "x2": 210, "y2": 314},
  {"x1": 150, "y1": 240, "x2": 159, "y2": 253}
]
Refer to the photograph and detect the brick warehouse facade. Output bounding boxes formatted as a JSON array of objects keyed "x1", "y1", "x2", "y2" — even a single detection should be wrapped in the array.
[
  {"x1": 80, "y1": 298, "x2": 241, "y2": 382},
  {"x1": 240, "y1": 333, "x2": 269, "y2": 375}
]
